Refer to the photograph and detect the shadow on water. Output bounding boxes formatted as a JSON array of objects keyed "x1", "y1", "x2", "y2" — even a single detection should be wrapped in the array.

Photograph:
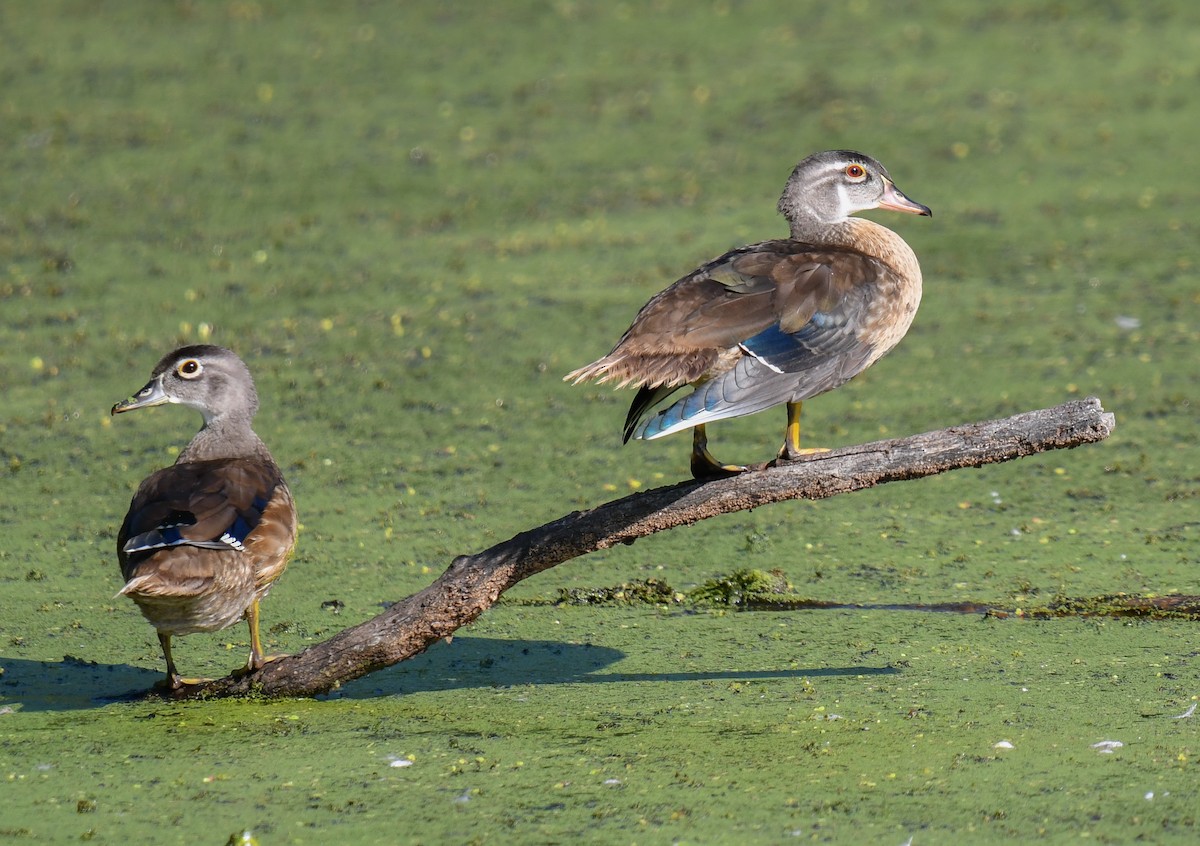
[
  {"x1": 0, "y1": 654, "x2": 161, "y2": 712},
  {"x1": 1, "y1": 639, "x2": 896, "y2": 710},
  {"x1": 335, "y1": 636, "x2": 897, "y2": 699}
]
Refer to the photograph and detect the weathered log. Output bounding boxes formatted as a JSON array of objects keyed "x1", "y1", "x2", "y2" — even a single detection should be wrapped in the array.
[{"x1": 171, "y1": 397, "x2": 1115, "y2": 699}]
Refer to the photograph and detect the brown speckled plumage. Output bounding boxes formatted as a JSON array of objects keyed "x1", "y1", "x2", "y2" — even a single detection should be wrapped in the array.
[
  {"x1": 113, "y1": 345, "x2": 297, "y2": 689},
  {"x1": 566, "y1": 151, "x2": 930, "y2": 478}
]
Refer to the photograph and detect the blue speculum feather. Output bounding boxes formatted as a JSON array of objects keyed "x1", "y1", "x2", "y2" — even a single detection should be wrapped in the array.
[
  {"x1": 124, "y1": 524, "x2": 195, "y2": 554},
  {"x1": 742, "y1": 324, "x2": 802, "y2": 362},
  {"x1": 123, "y1": 494, "x2": 270, "y2": 554},
  {"x1": 641, "y1": 402, "x2": 688, "y2": 439},
  {"x1": 637, "y1": 322, "x2": 812, "y2": 440},
  {"x1": 740, "y1": 317, "x2": 843, "y2": 370},
  {"x1": 219, "y1": 514, "x2": 255, "y2": 551}
]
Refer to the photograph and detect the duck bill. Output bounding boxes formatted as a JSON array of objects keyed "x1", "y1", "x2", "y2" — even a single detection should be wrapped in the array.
[
  {"x1": 878, "y1": 179, "x2": 932, "y2": 217},
  {"x1": 112, "y1": 377, "x2": 170, "y2": 415}
]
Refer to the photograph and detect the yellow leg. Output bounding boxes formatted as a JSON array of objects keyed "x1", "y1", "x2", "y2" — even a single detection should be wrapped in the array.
[
  {"x1": 242, "y1": 599, "x2": 267, "y2": 672},
  {"x1": 777, "y1": 401, "x2": 829, "y2": 462},
  {"x1": 690, "y1": 424, "x2": 746, "y2": 480},
  {"x1": 239, "y1": 599, "x2": 286, "y2": 674},
  {"x1": 158, "y1": 632, "x2": 181, "y2": 689},
  {"x1": 155, "y1": 632, "x2": 210, "y2": 690}
]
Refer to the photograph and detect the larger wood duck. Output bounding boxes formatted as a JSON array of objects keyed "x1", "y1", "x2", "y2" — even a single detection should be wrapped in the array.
[
  {"x1": 566, "y1": 150, "x2": 931, "y2": 479},
  {"x1": 112, "y1": 345, "x2": 297, "y2": 690}
]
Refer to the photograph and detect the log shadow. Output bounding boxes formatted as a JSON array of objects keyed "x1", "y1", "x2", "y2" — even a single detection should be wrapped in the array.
[
  {"x1": 0, "y1": 642, "x2": 896, "y2": 708},
  {"x1": 330, "y1": 636, "x2": 898, "y2": 699}
]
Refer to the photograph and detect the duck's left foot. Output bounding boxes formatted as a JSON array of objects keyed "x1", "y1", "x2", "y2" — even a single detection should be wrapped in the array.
[
  {"x1": 155, "y1": 673, "x2": 213, "y2": 691},
  {"x1": 690, "y1": 425, "x2": 748, "y2": 480},
  {"x1": 690, "y1": 451, "x2": 747, "y2": 480},
  {"x1": 775, "y1": 444, "x2": 831, "y2": 463},
  {"x1": 235, "y1": 653, "x2": 289, "y2": 676}
]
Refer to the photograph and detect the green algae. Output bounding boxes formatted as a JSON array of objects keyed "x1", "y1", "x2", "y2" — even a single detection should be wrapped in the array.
[
  {"x1": 3, "y1": 609, "x2": 1198, "y2": 843},
  {"x1": 1017, "y1": 594, "x2": 1200, "y2": 622},
  {"x1": 549, "y1": 578, "x2": 682, "y2": 608},
  {"x1": 2, "y1": 0, "x2": 1199, "y2": 843},
  {"x1": 538, "y1": 570, "x2": 1200, "y2": 622},
  {"x1": 690, "y1": 569, "x2": 794, "y2": 607}
]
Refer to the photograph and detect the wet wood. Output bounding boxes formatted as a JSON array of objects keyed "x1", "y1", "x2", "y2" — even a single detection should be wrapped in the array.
[{"x1": 167, "y1": 397, "x2": 1116, "y2": 699}]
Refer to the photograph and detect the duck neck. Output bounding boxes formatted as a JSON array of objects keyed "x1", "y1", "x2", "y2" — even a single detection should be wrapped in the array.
[
  {"x1": 793, "y1": 216, "x2": 922, "y2": 284},
  {"x1": 178, "y1": 412, "x2": 271, "y2": 464},
  {"x1": 788, "y1": 211, "x2": 858, "y2": 247}
]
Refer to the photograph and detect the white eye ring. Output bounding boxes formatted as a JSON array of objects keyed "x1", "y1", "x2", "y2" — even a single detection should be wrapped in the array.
[{"x1": 176, "y1": 359, "x2": 203, "y2": 379}]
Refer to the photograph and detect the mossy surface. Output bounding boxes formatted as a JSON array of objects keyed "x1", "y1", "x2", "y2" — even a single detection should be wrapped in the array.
[{"x1": 2, "y1": 1, "x2": 1198, "y2": 842}]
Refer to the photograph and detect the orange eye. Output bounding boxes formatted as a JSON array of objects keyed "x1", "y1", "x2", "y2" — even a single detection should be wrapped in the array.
[
  {"x1": 177, "y1": 359, "x2": 202, "y2": 379},
  {"x1": 845, "y1": 164, "x2": 867, "y2": 181}
]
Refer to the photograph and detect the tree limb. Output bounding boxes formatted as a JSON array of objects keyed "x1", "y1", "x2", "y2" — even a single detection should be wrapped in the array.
[{"x1": 171, "y1": 397, "x2": 1115, "y2": 699}]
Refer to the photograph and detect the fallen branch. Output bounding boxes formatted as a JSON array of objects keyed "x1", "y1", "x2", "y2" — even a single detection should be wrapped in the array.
[
  {"x1": 168, "y1": 397, "x2": 1115, "y2": 699},
  {"x1": 684, "y1": 595, "x2": 1200, "y2": 620}
]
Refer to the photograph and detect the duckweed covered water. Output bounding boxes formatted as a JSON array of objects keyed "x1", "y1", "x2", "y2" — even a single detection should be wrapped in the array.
[{"x1": 2, "y1": 1, "x2": 1198, "y2": 843}]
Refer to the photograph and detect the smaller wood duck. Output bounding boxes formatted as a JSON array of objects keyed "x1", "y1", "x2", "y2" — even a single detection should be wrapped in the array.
[
  {"x1": 112, "y1": 345, "x2": 297, "y2": 690},
  {"x1": 566, "y1": 150, "x2": 931, "y2": 479}
]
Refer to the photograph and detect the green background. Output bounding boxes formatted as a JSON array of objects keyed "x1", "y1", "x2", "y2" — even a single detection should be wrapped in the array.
[{"x1": 1, "y1": 1, "x2": 1197, "y2": 843}]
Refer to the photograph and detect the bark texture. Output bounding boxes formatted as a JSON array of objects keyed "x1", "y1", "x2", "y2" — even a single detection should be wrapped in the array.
[{"x1": 170, "y1": 397, "x2": 1115, "y2": 699}]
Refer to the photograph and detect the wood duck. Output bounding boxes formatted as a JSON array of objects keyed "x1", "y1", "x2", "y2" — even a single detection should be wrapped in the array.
[
  {"x1": 566, "y1": 150, "x2": 931, "y2": 479},
  {"x1": 112, "y1": 345, "x2": 297, "y2": 690}
]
